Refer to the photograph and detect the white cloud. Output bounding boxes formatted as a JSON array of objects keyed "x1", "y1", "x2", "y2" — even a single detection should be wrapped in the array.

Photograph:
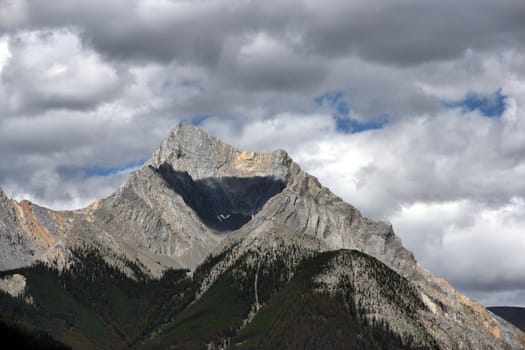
[
  {"x1": 2, "y1": 29, "x2": 122, "y2": 113},
  {"x1": 391, "y1": 198, "x2": 525, "y2": 303},
  {"x1": 0, "y1": 35, "x2": 10, "y2": 72}
]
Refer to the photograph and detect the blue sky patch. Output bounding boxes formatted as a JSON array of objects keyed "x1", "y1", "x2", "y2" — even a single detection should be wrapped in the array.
[
  {"x1": 315, "y1": 91, "x2": 349, "y2": 117},
  {"x1": 191, "y1": 115, "x2": 209, "y2": 126},
  {"x1": 444, "y1": 89, "x2": 506, "y2": 117},
  {"x1": 315, "y1": 91, "x2": 388, "y2": 133},
  {"x1": 335, "y1": 115, "x2": 388, "y2": 134},
  {"x1": 84, "y1": 159, "x2": 146, "y2": 177}
]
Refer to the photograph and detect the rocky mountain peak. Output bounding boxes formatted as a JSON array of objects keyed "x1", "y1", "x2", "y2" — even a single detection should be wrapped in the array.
[
  {"x1": 147, "y1": 124, "x2": 292, "y2": 182},
  {"x1": 0, "y1": 186, "x2": 9, "y2": 205},
  {"x1": 135, "y1": 124, "x2": 294, "y2": 234}
]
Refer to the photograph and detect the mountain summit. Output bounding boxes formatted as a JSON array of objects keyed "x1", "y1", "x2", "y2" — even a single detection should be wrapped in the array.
[{"x1": 0, "y1": 124, "x2": 524, "y2": 349}]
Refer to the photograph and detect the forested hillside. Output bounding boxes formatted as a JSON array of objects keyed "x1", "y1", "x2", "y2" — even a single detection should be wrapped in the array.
[{"x1": 0, "y1": 248, "x2": 437, "y2": 349}]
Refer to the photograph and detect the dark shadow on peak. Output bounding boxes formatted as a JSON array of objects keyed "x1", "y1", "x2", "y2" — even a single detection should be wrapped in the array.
[{"x1": 152, "y1": 163, "x2": 286, "y2": 232}]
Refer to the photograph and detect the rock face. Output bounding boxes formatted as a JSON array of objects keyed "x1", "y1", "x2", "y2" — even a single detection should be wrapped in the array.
[
  {"x1": 0, "y1": 274, "x2": 27, "y2": 298},
  {"x1": 0, "y1": 188, "x2": 59, "y2": 271},
  {"x1": 0, "y1": 124, "x2": 524, "y2": 349}
]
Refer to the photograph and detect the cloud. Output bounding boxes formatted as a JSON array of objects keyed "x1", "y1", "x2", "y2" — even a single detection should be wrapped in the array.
[
  {"x1": 0, "y1": 0, "x2": 28, "y2": 31},
  {"x1": 1, "y1": 29, "x2": 123, "y2": 114},
  {"x1": 5, "y1": 0, "x2": 523, "y2": 67},
  {"x1": 300, "y1": 0, "x2": 525, "y2": 65},
  {"x1": 0, "y1": 35, "x2": 10, "y2": 71},
  {"x1": 391, "y1": 198, "x2": 525, "y2": 306}
]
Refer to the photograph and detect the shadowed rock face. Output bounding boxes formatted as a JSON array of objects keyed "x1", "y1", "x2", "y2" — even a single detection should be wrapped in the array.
[{"x1": 155, "y1": 163, "x2": 286, "y2": 231}]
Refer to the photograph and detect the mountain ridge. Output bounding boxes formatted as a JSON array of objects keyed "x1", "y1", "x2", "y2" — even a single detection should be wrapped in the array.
[{"x1": 1, "y1": 123, "x2": 524, "y2": 349}]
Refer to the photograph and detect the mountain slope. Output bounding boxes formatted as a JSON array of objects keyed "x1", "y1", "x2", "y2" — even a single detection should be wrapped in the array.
[
  {"x1": 0, "y1": 246, "x2": 437, "y2": 350},
  {"x1": 0, "y1": 124, "x2": 524, "y2": 349},
  {"x1": 140, "y1": 247, "x2": 439, "y2": 350},
  {"x1": 0, "y1": 188, "x2": 61, "y2": 270}
]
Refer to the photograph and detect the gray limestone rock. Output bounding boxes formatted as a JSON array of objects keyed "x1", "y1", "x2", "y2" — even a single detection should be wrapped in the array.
[{"x1": 0, "y1": 193, "x2": 39, "y2": 270}]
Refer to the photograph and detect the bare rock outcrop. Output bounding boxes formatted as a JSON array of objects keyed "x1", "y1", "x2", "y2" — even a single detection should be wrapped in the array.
[{"x1": 0, "y1": 274, "x2": 26, "y2": 297}]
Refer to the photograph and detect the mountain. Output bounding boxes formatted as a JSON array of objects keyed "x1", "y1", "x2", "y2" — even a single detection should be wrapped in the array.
[
  {"x1": 489, "y1": 307, "x2": 525, "y2": 332},
  {"x1": 0, "y1": 124, "x2": 524, "y2": 349}
]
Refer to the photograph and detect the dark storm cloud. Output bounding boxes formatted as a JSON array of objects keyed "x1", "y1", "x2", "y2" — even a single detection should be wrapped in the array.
[
  {"x1": 220, "y1": 54, "x2": 327, "y2": 92},
  {"x1": 5, "y1": 0, "x2": 523, "y2": 67},
  {"x1": 3, "y1": 0, "x2": 524, "y2": 118},
  {"x1": 19, "y1": 0, "x2": 299, "y2": 65},
  {"x1": 302, "y1": 0, "x2": 525, "y2": 65}
]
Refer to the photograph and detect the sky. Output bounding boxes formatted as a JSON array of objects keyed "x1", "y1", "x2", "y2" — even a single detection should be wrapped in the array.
[{"x1": 1, "y1": 0, "x2": 525, "y2": 307}]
